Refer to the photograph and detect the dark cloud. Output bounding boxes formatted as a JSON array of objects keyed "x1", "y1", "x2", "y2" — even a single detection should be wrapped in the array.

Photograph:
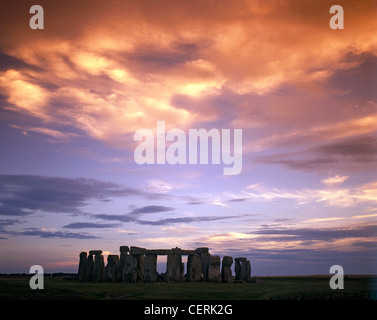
[
  {"x1": 62, "y1": 222, "x2": 118, "y2": 229},
  {"x1": 0, "y1": 219, "x2": 22, "y2": 236},
  {"x1": 352, "y1": 241, "x2": 377, "y2": 249},
  {"x1": 325, "y1": 54, "x2": 377, "y2": 100},
  {"x1": 93, "y1": 211, "x2": 239, "y2": 226},
  {"x1": 251, "y1": 224, "x2": 377, "y2": 242},
  {"x1": 256, "y1": 135, "x2": 377, "y2": 172},
  {"x1": 91, "y1": 205, "x2": 175, "y2": 223},
  {"x1": 185, "y1": 198, "x2": 205, "y2": 205},
  {"x1": 126, "y1": 42, "x2": 200, "y2": 72},
  {"x1": 313, "y1": 136, "x2": 377, "y2": 157},
  {"x1": 91, "y1": 214, "x2": 135, "y2": 223},
  {"x1": 0, "y1": 219, "x2": 21, "y2": 228},
  {"x1": 130, "y1": 205, "x2": 174, "y2": 214},
  {"x1": 0, "y1": 51, "x2": 42, "y2": 72},
  {"x1": 227, "y1": 198, "x2": 248, "y2": 203},
  {"x1": 136, "y1": 215, "x2": 238, "y2": 226},
  {"x1": 16, "y1": 228, "x2": 99, "y2": 239},
  {"x1": 0, "y1": 205, "x2": 32, "y2": 217},
  {"x1": 0, "y1": 174, "x2": 158, "y2": 217}
]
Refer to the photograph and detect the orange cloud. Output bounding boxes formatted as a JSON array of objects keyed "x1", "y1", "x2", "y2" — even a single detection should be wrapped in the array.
[
  {"x1": 0, "y1": 0, "x2": 376, "y2": 150},
  {"x1": 0, "y1": 69, "x2": 50, "y2": 119},
  {"x1": 321, "y1": 175, "x2": 349, "y2": 187}
]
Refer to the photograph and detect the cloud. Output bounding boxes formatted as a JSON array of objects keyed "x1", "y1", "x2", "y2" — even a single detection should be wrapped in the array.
[
  {"x1": 193, "y1": 224, "x2": 377, "y2": 274},
  {"x1": 220, "y1": 177, "x2": 377, "y2": 208},
  {"x1": 0, "y1": 219, "x2": 22, "y2": 236},
  {"x1": 314, "y1": 135, "x2": 377, "y2": 158},
  {"x1": 91, "y1": 214, "x2": 135, "y2": 223},
  {"x1": 0, "y1": 69, "x2": 50, "y2": 119},
  {"x1": 185, "y1": 199, "x2": 205, "y2": 205},
  {"x1": 146, "y1": 180, "x2": 174, "y2": 194},
  {"x1": 93, "y1": 209, "x2": 240, "y2": 226},
  {"x1": 251, "y1": 224, "x2": 377, "y2": 242},
  {"x1": 1, "y1": 0, "x2": 376, "y2": 151},
  {"x1": 9, "y1": 124, "x2": 78, "y2": 142},
  {"x1": 255, "y1": 135, "x2": 377, "y2": 172},
  {"x1": 0, "y1": 174, "x2": 154, "y2": 217},
  {"x1": 0, "y1": 205, "x2": 33, "y2": 217},
  {"x1": 62, "y1": 222, "x2": 118, "y2": 229},
  {"x1": 0, "y1": 51, "x2": 41, "y2": 72},
  {"x1": 130, "y1": 205, "x2": 174, "y2": 214},
  {"x1": 321, "y1": 175, "x2": 349, "y2": 188},
  {"x1": 136, "y1": 215, "x2": 238, "y2": 226},
  {"x1": 91, "y1": 205, "x2": 175, "y2": 225},
  {"x1": 16, "y1": 228, "x2": 99, "y2": 239}
]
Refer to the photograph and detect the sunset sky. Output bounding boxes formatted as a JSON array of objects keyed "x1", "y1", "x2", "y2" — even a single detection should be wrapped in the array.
[{"x1": 0, "y1": 0, "x2": 376, "y2": 275}]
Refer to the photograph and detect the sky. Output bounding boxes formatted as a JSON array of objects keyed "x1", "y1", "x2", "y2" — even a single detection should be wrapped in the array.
[{"x1": 0, "y1": 0, "x2": 376, "y2": 276}]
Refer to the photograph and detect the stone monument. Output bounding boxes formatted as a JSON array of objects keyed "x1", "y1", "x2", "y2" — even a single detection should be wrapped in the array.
[{"x1": 77, "y1": 245, "x2": 252, "y2": 283}]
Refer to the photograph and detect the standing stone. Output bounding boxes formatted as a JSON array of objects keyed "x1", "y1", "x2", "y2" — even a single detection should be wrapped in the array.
[
  {"x1": 87, "y1": 253, "x2": 94, "y2": 282},
  {"x1": 166, "y1": 254, "x2": 183, "y2": 282},
  {"x1": 143, "y1": 254, "x2": 158, "y2": 283},
  {"x1": 245, "y1": 260, "x2": 251, "y2": 280},
  {"x1": 221, "y1": 256, "x2": 233, "y2": 283},
  {"x1": 78, "y1": 252, "x2": 87, "y2": 281},
  {"x1": 122, "y1": 254, "x2": 144, "y2": 282},
  {"x1": 208, "y1": 255, "x2": 221, "y2": 282},
  {"x1": 122, "y1": 254, "x2": 138, "y2": 282},
  {"x1": 136, "y1": 255, "x2": 145, "y2": 282},
  {"x1": 187, "y1": 255, "x2": 202, "y2": 282},
  {"x1": 105, "y1": 255, "x2": 120, "y2": 282},
  {"x1": 119, "y1": 246, "x2": 129, "y2": 281},
  {"x1": 93, "y1": 252, "x2": 105, "y2": 282},
  {"x1": 196, "y1": 248, "x2": 210, "y2": 281},
  {"x1": 235, "y1": 257, "x2": 245, "y2": 281},
  {"x1": 235, "y1": 257, "x2": 251, "y2": 281}
]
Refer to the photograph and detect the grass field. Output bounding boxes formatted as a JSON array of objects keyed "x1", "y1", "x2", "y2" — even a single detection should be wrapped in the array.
[{"x1": 0, "y1": 275, "x2": 376, "y2": 300}]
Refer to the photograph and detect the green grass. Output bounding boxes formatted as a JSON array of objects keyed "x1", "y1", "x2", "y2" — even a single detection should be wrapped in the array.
[{"x1": 1, "y1": 275, "x2": 376, "y2": 300}]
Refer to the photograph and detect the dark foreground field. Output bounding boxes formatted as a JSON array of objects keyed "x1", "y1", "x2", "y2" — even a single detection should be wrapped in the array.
[{"x1": 1, "y1": 275, "x2": 376, "y2": 300}]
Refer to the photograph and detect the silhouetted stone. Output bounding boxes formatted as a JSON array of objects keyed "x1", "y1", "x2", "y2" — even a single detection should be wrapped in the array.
[
  {"x1": 78, "y1": 245, "x2": 248, "y2": 284},
  {"x1": 89, "y1": 250, "x2": 102, "y2": 255},
  {"x1": 137, "y1": 255, "x2": 145, "y2": 282},
  {"x1": 93, "y1": 252, "x2": 105, "y2": 282},
  {"x1": 119, "y1": 246, "x2": 129, "y2": 253},
  {"x1": 130, "y1": 246, "x2": 146, "y2": 255},
  {"x1": 235, "y1": 257, "x2": 251, "y2": 282},
  {"x1": 166, "y1": 254, "x2": 183, "y2": 282},
  {"x1": 122, "y1": 254, "x2": 138, "y2": 282},
  {"x1": 245, "y1": 260, "x2": 251, "y2": 280},
  {"x1": 105, "y1": 255, "x2": 120, "y2": 282},
  {"x1": 119, "y1": 251, "x2": 127, "y2": 281},
  {"x1": 122, "y1": 254, "x2": 144, "y2": 282},
  {"x1": 221, "y1": 256, "x2": 233, "y2": 283},
  {"x1": 78, "y1": 252, "x2": 87, "y2": 281},
  {"x1": 187, "y1": 255, "x2": 202, "y2": 282},
  {"x1": 143, "y1": 254, "x2": 158, "y2": 283},
  {"x1": 198, "y1": 252, "x2": 210, "y2": 281},
  {"x1": 195, "y1": 247, "x2": 209, "y2": 255},
  {"x1": 194, "y1": 247, "x2": 210, "y2": 281},
  {"x1": 208, "y1": 255, "x2": 221, "y2": 282},
  {"x1": 87, "y1": 253, "x2": 94, "y2": 282}
]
